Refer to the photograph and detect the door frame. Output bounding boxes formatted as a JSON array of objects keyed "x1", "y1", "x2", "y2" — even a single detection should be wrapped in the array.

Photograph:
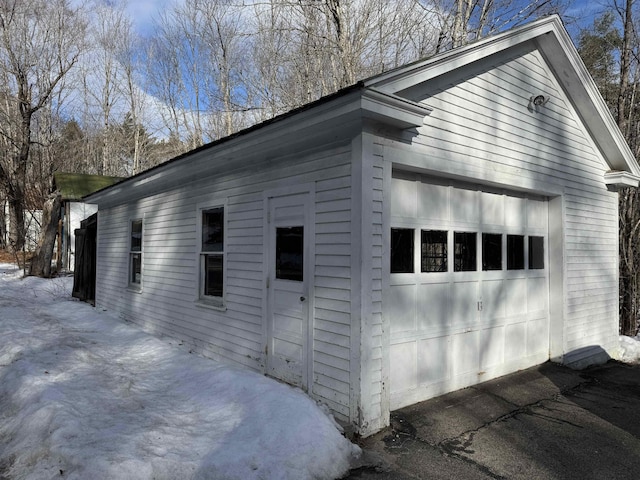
[{"x1": 262, "y1": 183, "x2": 315, "y2": 390}]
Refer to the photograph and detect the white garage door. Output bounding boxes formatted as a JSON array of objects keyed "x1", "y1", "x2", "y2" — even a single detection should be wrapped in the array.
[{"x1": 389, "y1": 173, "x2": 549, "y2": 410}]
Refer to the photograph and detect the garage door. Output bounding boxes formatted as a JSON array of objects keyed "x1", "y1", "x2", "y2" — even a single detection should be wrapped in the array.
[{"x1": 389, "y1": 173, "x2": 549, "y2": 410}]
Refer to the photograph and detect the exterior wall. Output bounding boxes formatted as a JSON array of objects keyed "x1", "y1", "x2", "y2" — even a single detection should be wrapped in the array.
[
  {"x1": 95, "y1": 144, "x2": 356, "y2": 423},
  {"x1": 370, "y1": 44, "x2": 619, "y2": 420}
]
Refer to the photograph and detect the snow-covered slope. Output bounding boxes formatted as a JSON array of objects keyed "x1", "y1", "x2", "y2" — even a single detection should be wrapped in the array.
[{"x1": 0, "y1": 264, "x2": 360, "y2": 480}]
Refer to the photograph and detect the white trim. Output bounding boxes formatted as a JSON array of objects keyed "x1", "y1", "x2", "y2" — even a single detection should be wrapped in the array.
[
  {"x1": 262, "y1": 182, "x2": 315, "y2": 391},
  {"x1": 127, "y1": 217, "x2": 143, "y2": 293},
  {"x1": 195, "y1": 198, "x2": 229, "y2": 309},
  {"x1": 604, "y1": 171, "x2": 640, "y2": 191}
]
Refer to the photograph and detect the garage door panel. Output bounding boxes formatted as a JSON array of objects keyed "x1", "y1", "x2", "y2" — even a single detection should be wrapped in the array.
[
  {"x1": 527, "y1": 198, "x2": 548, "y2": 230},
  {"x1": 505, "y1": 322, "x2": 527, "y2": 362},
  {"x1": 528, "y1": 277, "x2": 548, "y2": 312},
  {"x1": 390, "y1": 341, "x2": 417, "y2": 393},
  {"x1": 418, "y1": 336, "x2": 450, "y2": 385},
  {"x1": 479, "y1": 326, "x2": 505, "y2": 369},
  {"x1": 451, "y1": 281, "x2": 478, "y2": 328},
  {"x1": 390, "y1": 284, "x2": 417, "y2": 334},
  {"x1": 451, "y1": 187, "x2": 479, "y2": 224},
  {"x1": 481, "y1": 279, "x2": 506, "y2": 322},
  {"x1": 418, "y1": 182, "x2": 449, "y2": 222},
  {"x1": 452, "y1": 331, "x2": 479, "y2": 374},
  {"x1": 505, "y1": 278, "x2": 527, "y2": 316},
  {"x1": 481, "y1": 191, "x2": 504, "y2": 226},
  {"x1": 505, "y1": 196, "x2": 526, "y2": 228},
  {"x1": 417, "y1": 282, "x2": 450, "y2": 331},
  {"x1": 527, "y1": 318, "x2": 549, "y2": 356},
  {"x1": 391, "y1": 178, "x2": 417, "y2": 218}
]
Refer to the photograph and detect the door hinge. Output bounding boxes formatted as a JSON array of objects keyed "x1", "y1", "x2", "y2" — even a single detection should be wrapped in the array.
[
  {"x1": 477, "y1": 301, "x2": 483, "y2": 311},
  {"x1": 266, "y1": 277, "x2": 270, "y2": 289}
]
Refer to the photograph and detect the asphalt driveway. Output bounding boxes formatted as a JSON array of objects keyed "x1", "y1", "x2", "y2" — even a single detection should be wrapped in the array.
[{"x1": 346, "y1": 361, "x2": 640, "y2": 479}]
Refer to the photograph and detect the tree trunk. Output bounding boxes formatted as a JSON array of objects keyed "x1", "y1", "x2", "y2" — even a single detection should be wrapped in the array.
[{"x1": 28, "y1": 193, "x2": 62, "y2": 278}]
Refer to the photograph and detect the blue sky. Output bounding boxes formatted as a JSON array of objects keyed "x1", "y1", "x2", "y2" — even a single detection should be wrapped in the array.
[
  {"x1": 123, "y1": 0, "x2": 609, "y2": 41},
  {"x1": 124, "y1": 0, "x2": 176, "y2": 35}
]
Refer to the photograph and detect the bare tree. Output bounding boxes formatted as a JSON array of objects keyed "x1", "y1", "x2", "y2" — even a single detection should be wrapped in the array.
[
  {"x1": 0, "y1": 0, "x2": 86, "y2": 252},
  {"x1": 417, "y1": 0, "x2": 564, "y2": 52}
]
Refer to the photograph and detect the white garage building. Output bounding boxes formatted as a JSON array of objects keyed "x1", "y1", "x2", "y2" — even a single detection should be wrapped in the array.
[{"x1": 85, "y1": 16, "x2": 640, "y2": 436}]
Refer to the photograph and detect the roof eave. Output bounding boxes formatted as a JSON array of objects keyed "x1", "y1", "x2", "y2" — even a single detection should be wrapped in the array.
[{"x1": 85, "y1": 87, "x2": 431, "y2": 207}]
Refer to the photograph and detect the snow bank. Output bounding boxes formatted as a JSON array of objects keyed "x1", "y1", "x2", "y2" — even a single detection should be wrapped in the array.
[
  {"x1": 616, "y1": 335, "x2": 640, "y2": 364},
  {"x1": 0, "y1": 264, "x2": 360, "y2": 479}
]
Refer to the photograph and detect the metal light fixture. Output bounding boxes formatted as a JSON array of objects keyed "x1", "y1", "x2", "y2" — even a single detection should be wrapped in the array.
[
  {"x1": 532, "y1": 95, "x2": 546, "y2": 106},
  {"x1": 528, "y1": 94, "x2": 549, "y2": 111}
]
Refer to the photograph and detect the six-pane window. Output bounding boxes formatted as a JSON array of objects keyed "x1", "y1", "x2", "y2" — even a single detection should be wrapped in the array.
[
  {"x1": 129, "y1": 219, "x2": 142, "y2": 287},
  {"x1": 201, "y1": 207, "x2": 224, "y2": 299},
  {"x1": 392, "y1": 229, "x2": 544, "y2": 273}
]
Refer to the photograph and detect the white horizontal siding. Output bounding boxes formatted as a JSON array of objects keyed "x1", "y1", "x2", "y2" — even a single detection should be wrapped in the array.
[
  {"x1": 386, "y1": 47, "x2": 619, "y2": 364},
  {"x1": 96, "y1": 144, "x2": 355, "y2": 422},
  {"x1": 312, "y1": 172, "x2": 353, "y2": 422}
]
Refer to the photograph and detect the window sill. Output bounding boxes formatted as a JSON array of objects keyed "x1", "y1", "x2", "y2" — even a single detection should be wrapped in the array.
[
  {"x1": 196, "y1": 298, "x2": 227, "y2": 312},
  {"x1": 127, "y1": 285, "x2": 143, "y2": 294}
]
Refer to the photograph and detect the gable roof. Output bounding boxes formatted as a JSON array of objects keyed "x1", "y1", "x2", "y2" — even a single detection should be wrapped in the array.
[
  {"x1": 54, "y1": 173, "x2": 124, "y2": 201},
  {"x1": 365, "y1": 14, "x2": 640, "y2": 180},
  {"x1": 85, "y1": 15, "x2": 639, "y2": 205}
]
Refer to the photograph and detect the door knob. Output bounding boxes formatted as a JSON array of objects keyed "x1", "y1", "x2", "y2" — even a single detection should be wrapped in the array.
[{"x1": 300, "y1": 296, "x2": 306, "y2": 302}]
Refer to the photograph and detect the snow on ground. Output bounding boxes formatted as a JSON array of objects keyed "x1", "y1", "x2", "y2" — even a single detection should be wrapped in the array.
[
  {"x1": 617, "y1": 335, "x2": 640, "y2": 364},
  {"x1": 0, "y1": 264, "x2": 361, "y2": 480}
]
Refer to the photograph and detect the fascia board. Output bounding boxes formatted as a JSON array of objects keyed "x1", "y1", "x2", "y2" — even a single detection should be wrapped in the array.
[
  {"x1": 84, "y1": 89, "x2": 366, "y2": 206},
  {"x1": 535, "y1": 27, "x2": 640, "y2": 177},
  {"x1": 86, "y1": 88, "x2": 431, "y2": 207},
  {"x1": 367, "y1": 13, "x2": 640, "y2": 177}
]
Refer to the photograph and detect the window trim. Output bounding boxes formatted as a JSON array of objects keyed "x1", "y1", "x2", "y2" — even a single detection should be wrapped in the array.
[
  {"x1": 128, "y1": 218, "x2": 143, "y2": 291},
  {"x1": 196, "y1": 200, "x2": 228, "y2": 309}
]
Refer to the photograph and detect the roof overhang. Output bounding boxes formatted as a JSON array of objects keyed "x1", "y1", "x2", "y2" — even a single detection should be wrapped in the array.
[
  {"x1": 604, "y1": 171, "x2": 640, "y2": 191},
  {"x1": 84, "y1": 87, "x2": 431, "y2": 207}
]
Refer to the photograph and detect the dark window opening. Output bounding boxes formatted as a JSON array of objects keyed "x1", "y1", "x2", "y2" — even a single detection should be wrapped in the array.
[
  {"x1": 507, "y1": 235, "x2": 525, "y2": 270},
  {"x1": 276, "y1": 226, "x2": 304, "y2": 281},
  {"x1": 202, "y1": 207, "x2": 224, "y2": 252},
  {"x1": 131, "y1": 219, "x2": 142, "y2": 252},
  {"x1": 422, "y1": 230, "x2": 447, "y2": 272},
  {"x1": 529, "y1": 236, "x2": 545, "y2": 269},
  {"x1": 201, "y1": 207, "x2": 224, "y2": 298},
  {"x1": 454, "y1": 232, "x2": 476, "y2": 272},
  {"x1": 391, "y1": 228, "x2": 414, "y2": 273},
  {"x1": 204, "y1": 255, "x2": 223, "y2": 296},
  {"x1": 130, "y1": 253, "x2": 141, "y2": 285},
  {"x1": 129, "y1": 219, "x2": 142, "y2": 286},
  {"x1": 482, "y1": 233, "x2": 502, "y2": 271}
]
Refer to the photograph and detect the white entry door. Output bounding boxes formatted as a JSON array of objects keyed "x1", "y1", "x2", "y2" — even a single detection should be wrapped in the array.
[{"x1": 266, "y1": 192, "x2": 310, "y2": 389}]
